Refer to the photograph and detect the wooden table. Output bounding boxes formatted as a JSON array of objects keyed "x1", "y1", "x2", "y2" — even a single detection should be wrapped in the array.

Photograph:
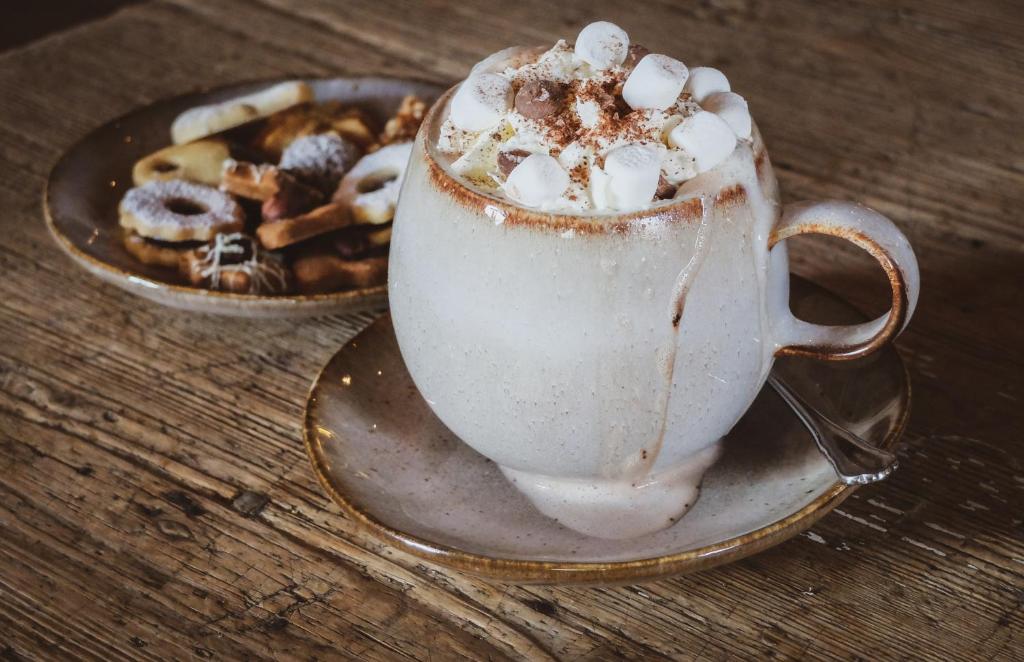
[{"x1": 2, "y1": 1, "x2": 1021, "y2": 659}]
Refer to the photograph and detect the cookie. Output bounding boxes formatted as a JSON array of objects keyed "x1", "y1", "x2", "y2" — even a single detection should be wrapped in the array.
[
  {"x1": 219, "y1": 160, "x2": 282, "y2": 200},
  {"x1": 122, "y1": 232, "x2": 197, "y2": 268},
  {"x1": 260, "y1": 174, "x2": 324, "y2": 222},
  {"x1": 291, "y1": 250, "x2": 388, "y2": 294},
  {"x1": 179, "y1": 232, "x2": 291, "y2": 294},
  {"x1": 279, "y1": 133, "x2": 360, "y2": 194},
  {"x1": 132, "y1": 138, "x2": 230, "y2": 187},
  {"x1": 330, "y1": 223, "x2": 392, "y2": 259},
  {"x1": 332, "y1": 142, "x2": 412, "y2": 224},
  {"x1": 252, "y1": 101, "x2": 377, "y2": 159},
  {"x1": 379, "y1": 95, "x2": 427, "y2": 146},
  {"x1": 171, "y1": 81, "x2": 313, "y2": 145},
  {"x1": 256, "y1": 202, "x2": 351, "y2": 250},
  {"x1": 119, "y1": 179, "x2": 244, "y2": 242}
]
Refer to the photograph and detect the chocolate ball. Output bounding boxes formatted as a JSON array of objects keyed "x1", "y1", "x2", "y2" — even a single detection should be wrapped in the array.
[
  {"x1": 497, "y1": 149, "x2": 532, "y2": 177},
  {"x1": 514, "y1": 80, "x2": 568, "y2": 120}
]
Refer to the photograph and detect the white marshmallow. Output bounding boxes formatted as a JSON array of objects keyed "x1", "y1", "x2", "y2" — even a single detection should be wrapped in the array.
[
  {"x1": 683, "y1": 67, "x2": 730, "y2": 103},
  {"x1": 450, "y1": 73, "x2": 512, "y2": 131},
  {"x1": 668, "y1": 110, "x2": 737, "y2": 172},
  {"x1": 661, "y1": 115, "x2": 684, "y2": 145},
  {"x1": 504, "y1": 154, "x2": 570, "y2": 207},
  {"x1": 622, "y1": 54, "x2": 689, "y2": 110},
  {"x1": 574, "y1": 21, "x2": 629, "y2": 70},
  {"x1": 603, "y1": 143, "x2": 666, "y2": 210},
  {"x1": 701, "y1": 91, "x2": 751, "y2": 139}
]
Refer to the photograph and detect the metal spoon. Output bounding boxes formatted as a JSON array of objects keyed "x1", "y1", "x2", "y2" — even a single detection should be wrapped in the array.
[{"x1": 768, "y1": 374, "x2": 898, "y2": 485}]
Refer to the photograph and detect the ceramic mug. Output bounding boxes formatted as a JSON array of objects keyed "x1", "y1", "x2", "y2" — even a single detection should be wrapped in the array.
[{"x1": 389, "y1": 87, "x2": 920, "y2": 539}]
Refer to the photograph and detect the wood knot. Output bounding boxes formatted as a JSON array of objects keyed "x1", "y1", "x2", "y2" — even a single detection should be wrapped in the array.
[
  {"x1": 231, "y1": 490, "x2": 271, "y2": 518},
  {"x1": 156, "y1": 519, "x2": 193, "y2": 541},
  {"x1": 161, "y1": 490, "x2": 207, "y2": 518}
]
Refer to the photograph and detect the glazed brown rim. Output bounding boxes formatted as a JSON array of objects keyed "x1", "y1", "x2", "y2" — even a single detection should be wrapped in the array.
[
  {"x1": 421, "y1": 85, "x2": 770, "y2": 236},
  {"x1": 303, "y1": 314, "x2": 911, "y2": 585},
  {"x1": 42, "y1": 75, "x2": 444, "y2": 308}
]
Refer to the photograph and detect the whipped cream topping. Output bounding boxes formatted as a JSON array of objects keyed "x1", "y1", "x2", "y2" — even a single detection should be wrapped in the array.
[{"x1": 437, "y1": 21, "x2": 753, "y2": 213}]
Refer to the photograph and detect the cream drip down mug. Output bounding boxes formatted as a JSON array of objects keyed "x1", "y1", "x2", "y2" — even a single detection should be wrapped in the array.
[{"x1": 388, "y1": 87, "x2": 920, "y2": 539}]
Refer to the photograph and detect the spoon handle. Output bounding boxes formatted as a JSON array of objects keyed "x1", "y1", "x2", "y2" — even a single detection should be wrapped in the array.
[{"x1": 768, "y1": 374, "x2": 898, "y2": 486}]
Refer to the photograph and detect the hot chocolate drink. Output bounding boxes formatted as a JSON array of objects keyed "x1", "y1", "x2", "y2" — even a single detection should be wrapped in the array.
[
  {"x1": 436, "y1": 21, "x2": 748, "y2": 213},
  {"x1": 389, "y1": 22, "x2": 920, "y2": 539}
]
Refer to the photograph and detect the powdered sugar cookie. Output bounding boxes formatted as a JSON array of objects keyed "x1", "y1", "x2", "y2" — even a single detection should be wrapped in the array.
[
  {"x1": 119, "y1": 179, "x2": 244, "y2": 242},
  {"x1": 280, "y1": 133, "x2": 360, "y2": 194},
  {"x1": 332, "y1": 142, "x2": 412, "y2": 224},
  {"x1": 171, "y1": 81, "x2": 313, "y2": 145}
]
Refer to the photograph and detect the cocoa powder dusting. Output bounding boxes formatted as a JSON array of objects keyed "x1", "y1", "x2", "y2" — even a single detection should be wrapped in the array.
[
  {"x1": 569, "y1": 162, "x2": 590, "y2": 189},
  {"x1": 575, "y1": 77, "x2": 652, "y2": 151},
  {"x1": 528, "y1": 72, "x2": 654, "y2": 154},
  {"x1": 535, "y1": 101, "x2": 581, "y2": 150}
]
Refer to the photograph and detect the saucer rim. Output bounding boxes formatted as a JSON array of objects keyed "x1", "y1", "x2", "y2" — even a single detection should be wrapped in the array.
[
  {"x1": 43, "y1": 75, "x2": 443, "y2": 317},
  {"x1": 304, "y1": 312, "x2": 910, "y2": 584}
]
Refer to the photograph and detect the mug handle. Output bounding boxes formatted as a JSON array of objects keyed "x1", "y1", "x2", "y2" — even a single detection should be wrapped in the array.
[{"x1": 768, "y1": 200, "x2": 920, "y2": 360}]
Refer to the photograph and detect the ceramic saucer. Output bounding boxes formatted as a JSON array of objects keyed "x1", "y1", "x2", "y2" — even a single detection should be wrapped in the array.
[
  {"x1": 304, "y1": 278, "x2": 909, "y2": 584},
  {"x1": 44, "y1": 77, "x2": 442, "y2": 318}
]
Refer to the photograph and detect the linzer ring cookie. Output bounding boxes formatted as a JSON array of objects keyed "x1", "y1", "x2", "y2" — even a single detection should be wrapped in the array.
[
  {"x1": 333, "y1": 142, "x2": 413, "y2": 224},
  {"x1": 119, "y1": 179, "x2": 244, "y2": 242},
  {"x1": 132, "y1": 138, "x2": 230, "y2": 187},
  {"x1": 122, "y1": 232, "x2": 195, "y2": 268}
]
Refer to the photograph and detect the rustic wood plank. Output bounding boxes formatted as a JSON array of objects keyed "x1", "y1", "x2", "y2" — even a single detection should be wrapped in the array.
[{"x1": 0, "y1": 0, "x2": 1021, "y2": 659}]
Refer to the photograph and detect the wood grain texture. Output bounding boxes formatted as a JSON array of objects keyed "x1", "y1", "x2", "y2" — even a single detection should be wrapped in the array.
[{"x1": 1, "y1": 0, "x2": 1021, "y2": 659}]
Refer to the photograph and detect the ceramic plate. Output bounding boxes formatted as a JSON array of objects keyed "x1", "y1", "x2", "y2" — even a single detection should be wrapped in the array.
[
  {"x1": 44, "y1": 77, "x2": 443, "y2": 318},
  {"x1": 304, "y1": 278, "x2": 910, "y2": 584}
]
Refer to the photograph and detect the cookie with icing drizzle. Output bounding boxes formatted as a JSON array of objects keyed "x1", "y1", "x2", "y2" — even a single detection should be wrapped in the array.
[{"x1": 179, "y1": 233, "x2": 290, "y2": 294}]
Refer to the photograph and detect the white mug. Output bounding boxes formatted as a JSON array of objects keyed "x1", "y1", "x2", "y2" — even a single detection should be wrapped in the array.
[{"x1": 389, "y1": 87, "x2": 920, "y2": 539}]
